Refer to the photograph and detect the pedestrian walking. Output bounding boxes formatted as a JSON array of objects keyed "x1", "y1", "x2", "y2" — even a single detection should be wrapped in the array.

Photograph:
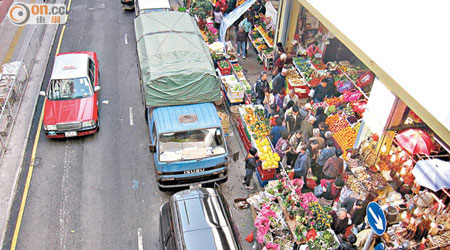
[
  {"x1": 239, "y1": 13, "x2": 253, "y2": 57},
  {"x1": 236, "y1": 26, "x2": 247, "y2": 58},
  {"x1": 213, "y1": 7, "x2": 223, "y2": 30},
  {"x1": 243, "y1": 147, "x2": 261, "y2": 189}
]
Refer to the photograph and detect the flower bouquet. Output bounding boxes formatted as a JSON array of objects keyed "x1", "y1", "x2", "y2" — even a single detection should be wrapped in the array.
[{"x1": 306, "y1": 230, "x2": 339, "y2": 250}]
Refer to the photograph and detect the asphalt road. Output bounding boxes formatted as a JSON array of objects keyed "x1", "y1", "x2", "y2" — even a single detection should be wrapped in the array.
[{"x1": 3, "y1": 0, "x2": 257, "y2": 249}]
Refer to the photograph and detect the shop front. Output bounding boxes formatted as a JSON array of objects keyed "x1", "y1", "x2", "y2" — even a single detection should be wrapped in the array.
[{"x1": 272, "y1": 0, "x2": 450, "y2": 249}]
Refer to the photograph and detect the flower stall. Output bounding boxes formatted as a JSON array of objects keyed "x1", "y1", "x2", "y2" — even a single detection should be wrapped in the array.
[{"x1": 247, "y1": 173, "x2": 340, "y2": 250}]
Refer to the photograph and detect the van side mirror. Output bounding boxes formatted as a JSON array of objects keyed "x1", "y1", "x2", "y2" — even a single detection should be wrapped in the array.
[
  {"x1": 94, "y1": 86, "x2": 101, "y2": 91},
  {"x1": 39, "y1": 91, "x2": 46, "y2": 96},
  {"x1": 149, "y1": 144, "x2": 156, "y2": 153},
  {"x1": 232, "y1": 152, "x2": 239, "y2": 162}
]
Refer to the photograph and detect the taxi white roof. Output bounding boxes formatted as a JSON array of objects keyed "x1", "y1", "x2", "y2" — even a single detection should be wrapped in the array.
[
  {"x1": 51, "y1": 53, "x2": 89, "y2": 80},
  {"x1": 299, "y1": 0, "x2": 450, "y2": 144},
  {"x1": 138, "y1": 0, "x2": 170, "y2": 11}
]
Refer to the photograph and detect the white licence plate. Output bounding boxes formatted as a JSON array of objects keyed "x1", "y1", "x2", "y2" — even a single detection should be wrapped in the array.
[
  {"x1": 184, "y1": 168, "x2": 205, "y2": 174},
  {"x1": 64, "y1": 131, "x2": 77, "y2": 137}
]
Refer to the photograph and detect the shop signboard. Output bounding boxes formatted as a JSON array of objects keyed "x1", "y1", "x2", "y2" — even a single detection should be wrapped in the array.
[{"x1": 367, "y1": 201, "x2": 387, "y2": 235}]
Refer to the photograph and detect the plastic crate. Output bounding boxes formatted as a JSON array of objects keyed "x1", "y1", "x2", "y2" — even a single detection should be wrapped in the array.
[
  {"x1": 237, "y1": 118, "x2": 252, "y2": 152},
  {"x1": 218, "y1": 60, "x2": 232, "y2": 75},
  {"x1": 257, "y1": 166, "x2": 276, "y2": 181},
  {"x1": 256, "y1": 170, "x2": 270, "y2": 187}
]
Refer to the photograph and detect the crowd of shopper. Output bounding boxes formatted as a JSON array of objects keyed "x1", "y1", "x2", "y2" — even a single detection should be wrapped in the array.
[{"x1": 249, "y1": 67, "x2": 389, "y2": 247}]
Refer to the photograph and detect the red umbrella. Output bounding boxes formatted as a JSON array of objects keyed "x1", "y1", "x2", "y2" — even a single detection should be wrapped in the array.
[{"x1": 395, "y1": 129, "x2": 432, "y2": 155}]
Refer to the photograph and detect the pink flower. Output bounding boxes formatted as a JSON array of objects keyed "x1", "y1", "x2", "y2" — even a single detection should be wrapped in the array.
[
  {"x1": 254, "y1": 204, "x2": 276, "y2": 243},
  {"x1": 265, "y1": 242, "x2": 280, "y2": 250}
]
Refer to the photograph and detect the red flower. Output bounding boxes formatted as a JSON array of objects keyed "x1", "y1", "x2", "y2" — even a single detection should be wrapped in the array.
[{"x1": 306, "y1": 228, "x2": 317, "y2": 241}]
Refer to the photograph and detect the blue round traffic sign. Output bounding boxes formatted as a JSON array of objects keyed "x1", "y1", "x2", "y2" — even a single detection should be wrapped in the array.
[{"x1": 366, "y1": 201, "x2": 387, "y2": 235}]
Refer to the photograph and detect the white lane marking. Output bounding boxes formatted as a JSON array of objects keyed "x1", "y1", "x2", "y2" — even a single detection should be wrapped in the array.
[
  {"x1": 129, "y1": 107, "x2": 134, "y2": 126},
  {"x1": 59, "y1": 140, "x2": 70, "y2": 250},
  {"x1": 125, "y1": 34, "x2": 128, "y2": 44},
  {"x1": 137, "y1": 228, "x2": 143, "y2": 250}
]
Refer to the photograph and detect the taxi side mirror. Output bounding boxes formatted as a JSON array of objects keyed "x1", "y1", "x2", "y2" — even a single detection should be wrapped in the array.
[
  {"x1": 39, "y1": 91, "x2": 46, "y2": 96},
  {"x1": 94, "y1": 86, "x2": 101, "y2": 92}
]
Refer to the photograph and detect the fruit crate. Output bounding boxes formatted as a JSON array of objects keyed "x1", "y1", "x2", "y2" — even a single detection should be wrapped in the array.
[
  {"x1": 217, "y1": 60, "x2": 232, "y2": 75},
  {"x1": 256, "y1": 169, "x2": 271, "y2": 187},
  {"x1": 257, "y1": 166, "x2": 276, "y2": 181}
]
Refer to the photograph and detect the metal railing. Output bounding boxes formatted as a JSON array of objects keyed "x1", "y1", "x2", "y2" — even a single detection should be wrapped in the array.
[{"x1": 0, "y1": 23, "x2": 46, "y2": 158}]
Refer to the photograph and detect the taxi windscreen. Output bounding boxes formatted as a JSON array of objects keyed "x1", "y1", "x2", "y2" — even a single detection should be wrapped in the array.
[{"x1": 47, "y1": 77, "x2": 93, "y2": 100}]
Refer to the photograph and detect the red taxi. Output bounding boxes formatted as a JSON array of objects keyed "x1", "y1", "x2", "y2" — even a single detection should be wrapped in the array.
[{"x1": 41, "y1": 52, "x2": 101, "y2": 138}]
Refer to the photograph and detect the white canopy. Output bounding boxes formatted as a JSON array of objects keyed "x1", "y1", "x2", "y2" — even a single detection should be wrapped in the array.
[
  {"x1": 300, "y1": 0, "x2": 450, "y2": 143},
  {"x1": 219, "y1": 0, "x2": 257, "y2": 42}
]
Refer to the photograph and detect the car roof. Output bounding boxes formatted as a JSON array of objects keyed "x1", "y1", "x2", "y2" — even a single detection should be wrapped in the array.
[
  {"x1": 138, "y1": 0, "x2": 170, "y2": 10},
  {"x1": 153, "y1": 103, "x2": 222, "y2": 134},
  {"x1": 171, "y1": 188, "x2": 239, "y2": 250},
  {"x1": 51, "y1": 53, "x2": 90, "y2": 80}
]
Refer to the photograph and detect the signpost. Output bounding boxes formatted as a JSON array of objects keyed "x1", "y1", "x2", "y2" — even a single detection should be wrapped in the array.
[{"x1": 363, "y1": 202, "x2": 387, "y2": 250}]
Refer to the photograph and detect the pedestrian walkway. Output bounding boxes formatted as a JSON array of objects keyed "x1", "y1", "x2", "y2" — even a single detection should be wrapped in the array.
[
  {"x1": 0, "y1": 0, "x2": 59, "y2": 247},
  {"x1": 0, "y1": 0, "x2": 40, "y2": 65},
  {"x1": 227, "y1": 28, "x2": 262, "y2": 86}
]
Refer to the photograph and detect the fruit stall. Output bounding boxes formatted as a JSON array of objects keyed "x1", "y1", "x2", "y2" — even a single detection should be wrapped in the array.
[
  {"x1": 248, "y1": 21, "x2": 275, "y2": 71},
  {"x1": 246, "y1": 172, "x2": 340, "y2": 250},
  {"x1": 236, "y1": 105, "x2": 282, "y2": 186}
]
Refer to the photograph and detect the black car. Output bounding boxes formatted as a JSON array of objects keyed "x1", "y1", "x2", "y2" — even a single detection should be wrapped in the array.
[
  {"x1": 121, "y1": 0, "x2": 134, "y2": 10},
  {"x1": 159, "y1": 188, "x2": 243, "y2": 250}
]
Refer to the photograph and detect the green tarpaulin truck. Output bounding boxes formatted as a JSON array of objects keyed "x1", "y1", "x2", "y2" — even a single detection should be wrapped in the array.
[{"x1": 135, "y1": 11, "x2": 237, "y2": 191}]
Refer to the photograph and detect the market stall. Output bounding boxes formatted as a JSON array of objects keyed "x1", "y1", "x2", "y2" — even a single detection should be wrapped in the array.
[
  {"x1": 248, "y1": 14, "x2": 275, "y2": 70},
  {"x1": 247, "y1": 170, "x2": 340, "y2": 250},
  {"x1": 338, "y1": 129, "x2": 450, "y2": 249}
]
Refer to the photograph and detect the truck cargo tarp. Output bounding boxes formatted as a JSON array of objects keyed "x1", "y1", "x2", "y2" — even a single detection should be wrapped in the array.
[{"x1": 134, "y1": 12, "x2": 220, "y2": 108}]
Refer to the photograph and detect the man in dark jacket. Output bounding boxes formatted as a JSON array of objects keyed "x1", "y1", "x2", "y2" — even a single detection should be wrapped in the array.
[
  {"x1": 337, "y1": 234, "x2": 358, "y2": 250},
  {"x1": 226, "y1": 0, "x2": 237, "y2": 14},
  {"x1": 313, "y1": 78, "x2": 333, "y2": 103},
  {"x1": 286, "y1": 106, "x2": 302, "y2": 133},
  {"x1": 243, "y1": 147, "x2": 261, "y2": 189},
  {"x1": 252, "y1": 0, "x2": 266, "y2": 15},
  {"x1": 254, "y1": 71, "x2": 269, "y2": 104},
  {"x1": 272, "y1": 68, "x2": 287, "y2": 94},
  {"x1": 293, "y1": 144, "x2": 310, "y2": 180},
  {"x1": 342, "y1": 197, "x2": 366, "y2": 227}
]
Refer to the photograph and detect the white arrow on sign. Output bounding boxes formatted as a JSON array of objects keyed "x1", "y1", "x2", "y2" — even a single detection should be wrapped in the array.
[{"x1": 369, "y1": 207, "x2": 384, "y2": 230}]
